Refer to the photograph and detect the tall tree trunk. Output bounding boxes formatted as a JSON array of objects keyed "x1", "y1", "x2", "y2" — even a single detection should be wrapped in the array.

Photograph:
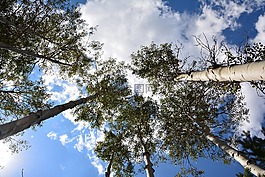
[
  {"x1": 204, "y1": 127, "x2": 265, "y2": 177},
  {"x1": 105, "y1": 152, "x2": 114, "y2": 177},
  {"x1": 0, "y1": 94, "x2": 97, "y2": 140},
  {"x1": 138, "y1": 131, "x2": 155, "y2": 177},
  {"x1": 176, "y1": 61, "x2": 265, "y2": 81},
  {"x1": 143, "y1": 151, "x2": 155, "y2": 177}
]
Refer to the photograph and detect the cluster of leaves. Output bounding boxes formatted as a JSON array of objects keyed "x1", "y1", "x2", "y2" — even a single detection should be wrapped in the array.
[
  {"x1": 74, "y1": 59, "x2": 131, "y2": 128},
  {"x1": 131, "y1": 42, "x2": 184, "y2": 94},
  {"x1": 0, "y1": 0, "x2": 102, "y2": 78},
  {"x1": 237, "y1": 128, "x2": 265, "y2": 170},
  {"x1": 0, "y1": 79, "x2": 52, "y2": 123},
  {"x1": 130, "y1": 41, "x2": 254, "y2": 176},
  {"x1": 94, "y1": 131, "x2": 135, "y2": 177}
]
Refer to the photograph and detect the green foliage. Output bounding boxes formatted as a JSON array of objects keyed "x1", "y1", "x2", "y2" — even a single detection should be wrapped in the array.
[
  {"x1": 0, "y1": 0, "x2": 100, "y2": 78},
  {"x1": 74, "y1": 59, "x2": 131, "y2": 128},
  {"x1": 237, "y1": 128, "x2": 265, "y2": 169},
  {"x1": 131, "y1": 42, "x2": 183, "y2": 93},
  {"x1": 95, "y1": 131, "x2": 135, "y2": 177},
  {"x1": 130, "y1": 40, "x2": 252, "y2": 175},
  {"x1": 93, "y1": 94, "x2": 161, "y2": 176},
  {"x1": 159, "y1": 82, "x2": 231, "y2": 169},
  {"x1": 0, "y1": 78, "x2": 52, "y2": 123},
  {"x1": 236, "y1": 168, "x2": 255, "y2": 177}
]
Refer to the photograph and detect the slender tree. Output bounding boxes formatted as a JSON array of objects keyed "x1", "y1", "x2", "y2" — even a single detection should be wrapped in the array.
[
  {"x1": 0, "y1": 59, "x2": 131, "y2": 140},
  {"x1": 112, "y1": 95, "x2": 160, "y2": 177},
  {"x1": 0, "y1": 94, "x2": 96, "y2": 140},
  {"x1": 93, "y1": 94, "x2": 160, "y2": 177},
  {"x1": 95, "y1": 131, "x2": 135, "y2": 177},
  {"x1": 131, "y1": 42, "x2": 265, "y2": 92},
  {"x1": 158, "y1": 82, "x2": 265, "y2": 176},
  {"x1": 175, "y1": 60, "x2": 265, "y2": 82}
]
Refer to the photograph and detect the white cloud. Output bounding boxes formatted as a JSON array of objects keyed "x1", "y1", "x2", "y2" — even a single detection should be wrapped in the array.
[
  {"x1": 59, "y1": 134, "x2": 72, "y2": 146},
  {"x1": 80, "y1": 0, "x2": 191, "y2": 62},
  {"x1": 74, "y1": 135, "x2": 84, "y2": 152},
  {"x1": 47, "y1": 131, "x2": 57, "y2": 140},
  {"x1": 253, "y1": 13, "x2": 265, "y2": 43},
  {"x1": 88, "y1": 152, "x2": 104, "y2": 175},
  {"x1": 239, "y1": 83, "x2": 265, "y2": 138}
]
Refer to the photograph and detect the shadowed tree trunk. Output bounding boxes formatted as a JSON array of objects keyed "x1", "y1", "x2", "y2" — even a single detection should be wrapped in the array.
[
  {"x1": 105, "y1": 152, "x2": 114, "y2": 177},
  {"x1": 175, "y1": 60, "x2": 265, "y2": 82},
  {"x1": 0, "y1": 94, "x2": 97, "y2": 140},
  {"x1": 138, "y1": 129, "x2": 155, "y2": 177}
]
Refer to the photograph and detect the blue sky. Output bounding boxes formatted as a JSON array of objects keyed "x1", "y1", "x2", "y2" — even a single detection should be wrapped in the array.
[{"x1": 1, "y1": 0, "x2": 265, "y2": 177}]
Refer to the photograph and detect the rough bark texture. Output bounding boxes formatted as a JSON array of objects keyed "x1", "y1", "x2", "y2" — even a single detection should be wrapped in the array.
[
  {"x1": 0, "y1": 95, "x2": 97, "y2": 140},
  {"x1": 176, "y1": 61, "x2": 265, "y2": 81},
  {"x1": 204, "y1": 128, "x2": 265, "y2": 177}
]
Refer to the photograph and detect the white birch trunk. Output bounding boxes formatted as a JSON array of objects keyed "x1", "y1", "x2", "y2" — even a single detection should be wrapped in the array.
[
  {"x1": 176, "y1": 61, "x2": 265, "y2": 81},
  {"x1": 138, "y1": 130, "x2": 155, "y2": 177},
  {"x1": 143, "y1": 151, "x2": 155, "y2": 177},
  {"x1": 0, "y1": 94, "x2": 97, "y2": 140},
  {"x1": 204, "y1": 128, "x2": 265, "y2": 176}
]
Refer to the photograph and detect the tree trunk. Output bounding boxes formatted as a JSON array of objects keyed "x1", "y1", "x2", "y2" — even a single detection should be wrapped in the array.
[
  {"x1": 105, "y1": 152, "x2": 114, "y2": 177},
  {"x1": 138, "y1": 131, "x2": 155, "y2": 177},
  {"x1": 143, "y1": 151, "x2": 155, "y2": 177},
  {"x1": 0, "y1": 94, "x2": 97, "y2": 140},
  {"x1": 176, "y1": 61, "x2": 265, "y2": 81},
  {"x1": 204, "y1": 127, "x2": 265, "y2": 177}
]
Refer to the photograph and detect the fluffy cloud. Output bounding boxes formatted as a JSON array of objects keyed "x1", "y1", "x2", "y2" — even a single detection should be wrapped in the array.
[
  {"x1": 47, "y1": 131, "x2": 57, "y2": 140},
  {"x1": 80, "y1": 0, "x2": 191, "y2": 62},
  {"x1": 253, "y1": 13, "x2": 265, "y2": 43},
  {"x1": 239, "y1": 83, "x2": 265, "y2": 137}
]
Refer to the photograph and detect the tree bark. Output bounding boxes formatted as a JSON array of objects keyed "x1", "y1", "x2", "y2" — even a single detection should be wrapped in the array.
[
  {"x1": 204, "y1": 127, "x2": 265, "y2": 177},
  {"x1": 175, "y1": 61, "x2": 265, "y2": 81},
  {"x1": 138, "y1": 131, "x2": 155, "y2": 177},
  {"x1": 105, "y1": 152, "x2": 114, "y2": 177},
  {"x1": 143, "y1": 151, "x2": 155, "y2": 177},
  {"x1": 0, "y1": 94, "x2": 97, "y2": 140}
]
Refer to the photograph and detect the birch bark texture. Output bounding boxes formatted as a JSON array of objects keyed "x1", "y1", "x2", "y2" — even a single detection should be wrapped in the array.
[
  {"x1": 0, "y1": 95, "x2": 96, "y2": 140},
  {"x1": 176, "y1": 61, "x2": 265, "y2": 81}
]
